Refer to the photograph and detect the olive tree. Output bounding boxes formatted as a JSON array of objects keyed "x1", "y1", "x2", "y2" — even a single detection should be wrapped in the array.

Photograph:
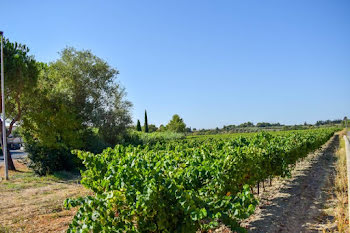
[
  {"x1": 22, "y1": 47, "x2": 133, "y2": 174},
  {"x1": 46, "y1": 47, "x2": 132, "y2": 145}
]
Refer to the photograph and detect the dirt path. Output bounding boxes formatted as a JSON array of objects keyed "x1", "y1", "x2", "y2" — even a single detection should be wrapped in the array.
[{"x1": 242, "y1": 134, "x2": 339, "y2": 233}]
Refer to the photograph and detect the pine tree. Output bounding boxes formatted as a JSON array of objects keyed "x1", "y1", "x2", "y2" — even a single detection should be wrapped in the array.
[
  {"x1": 144, "y1": 110, "x2": 149, "y2": 133},
  {"x1": 136, "y1": 119, "x2": 142, "y2": 131}
]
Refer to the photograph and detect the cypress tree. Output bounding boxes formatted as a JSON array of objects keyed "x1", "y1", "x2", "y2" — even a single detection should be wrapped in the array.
[
  {"x1": 136, "y1": 119, "x2": 142, "y2": 131},
  {"x1": 144, "y1": 110, "x2": 149, "y2": 133}
]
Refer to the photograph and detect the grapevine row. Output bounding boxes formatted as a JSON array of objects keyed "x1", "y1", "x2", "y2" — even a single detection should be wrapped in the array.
[{"x1": 65, "y1": 128, "x2": 338, "y2": 233}]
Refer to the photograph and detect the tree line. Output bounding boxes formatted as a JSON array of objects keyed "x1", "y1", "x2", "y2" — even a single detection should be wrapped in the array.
[
  {"x1": 192, "y1": 119, "x2": 346, "y2": 135},
  {"x1": 135, "y1": 112, "x2": 188, "y2": 133}
]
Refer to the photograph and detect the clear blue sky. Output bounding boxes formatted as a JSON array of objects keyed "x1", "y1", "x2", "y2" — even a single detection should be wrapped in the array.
[{"x1": 1, "y1": 0, "x2": 350, "y2": 129}]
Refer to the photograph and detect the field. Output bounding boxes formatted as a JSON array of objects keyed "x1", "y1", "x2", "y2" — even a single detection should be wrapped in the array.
[
  {"x1": 64, "y1": 128, "x2": 339, "y2": 232},
  {"x1": 0, "y1": 128, "x2": 342, "y2": 232}
]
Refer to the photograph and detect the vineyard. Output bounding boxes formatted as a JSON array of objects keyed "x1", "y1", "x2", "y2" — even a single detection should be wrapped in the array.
[{"x1": 64, "y1": 128, "x2": 339, "y2": 232}]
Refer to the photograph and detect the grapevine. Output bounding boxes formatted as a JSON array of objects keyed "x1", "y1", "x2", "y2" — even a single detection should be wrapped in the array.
[{"x1": 65, "y1": 128, "x2": 338, "y2": 232}]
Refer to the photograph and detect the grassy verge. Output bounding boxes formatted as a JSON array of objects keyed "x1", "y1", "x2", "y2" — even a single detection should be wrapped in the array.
[
  {"x1": 332, "y1": 131, "x2": 349, "y2": 232},
  {"x1": 0, "y1": 160, "x2": 90, "y2": 233}
]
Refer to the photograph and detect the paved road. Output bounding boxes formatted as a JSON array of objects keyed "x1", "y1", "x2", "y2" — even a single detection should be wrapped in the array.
[{"x1": 0, "y1": 150, "x2": 28, "y2": 166}]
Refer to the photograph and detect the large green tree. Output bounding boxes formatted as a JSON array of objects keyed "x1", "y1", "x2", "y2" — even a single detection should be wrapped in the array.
[
  {"x1": 166, "y1": 114, "x2": 186, "y2": 133},
  {"x1": 45, "y1": 47, "x2": 132, "y2": 145},
  {"x1": 22, "y1": 63, "x2": 84, "y2": 149},
  {"x1": 0, "y1": 38, "x2": 40, "y2": 170},
  {"x1": 22, "y1": 47, "x2": 132, "y2": 174},
  {"x1": 21, "y1": 69, "x2": 85, "y2": 174}
]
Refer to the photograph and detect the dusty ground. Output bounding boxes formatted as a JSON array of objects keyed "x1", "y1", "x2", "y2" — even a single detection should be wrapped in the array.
[
  {"x1": 240, "y1": 134, "x2": 340, "y2": 232},
  {"x1": 0, "y1": 161, "x2": 90, "y2": 233}
]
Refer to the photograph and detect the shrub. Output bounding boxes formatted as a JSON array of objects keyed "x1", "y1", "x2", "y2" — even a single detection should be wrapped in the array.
[
  {"x1": 23, "y1": 128, "x2": 111, "y2": 175},
  {"x1": 25, "y1": 141, "x2": 76, "y2": 176}
]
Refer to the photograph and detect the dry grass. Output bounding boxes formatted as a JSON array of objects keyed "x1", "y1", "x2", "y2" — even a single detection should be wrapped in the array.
[
  {"x1": 331, "y1": 130, "x2": 349, "y2": 232},
  {"x1": 0, "y1": 160, "x2": 91, "y2": 233}
]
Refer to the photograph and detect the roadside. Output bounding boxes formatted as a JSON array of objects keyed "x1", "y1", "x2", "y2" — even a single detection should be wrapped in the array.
[
  {"x1": 241, "y1": 133, "x2": 340, "y2": 232},
  {"x1": 0, "y1": 150, "x2": 28, "y2": 166},
  {"x1": 0, "y1": 160, "x2": 90, "y2": 233},
  {"x1": 324, "y1": 130, "x2": 350, "y2": 232}
]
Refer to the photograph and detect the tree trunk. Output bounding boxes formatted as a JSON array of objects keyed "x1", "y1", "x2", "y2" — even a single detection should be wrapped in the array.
[
  {"x1": 6, "y1": 145, "x2": 16, "y2": 170},
  {"x1": 0, "y1": 136, "x2": 16, "y2": 171}
]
